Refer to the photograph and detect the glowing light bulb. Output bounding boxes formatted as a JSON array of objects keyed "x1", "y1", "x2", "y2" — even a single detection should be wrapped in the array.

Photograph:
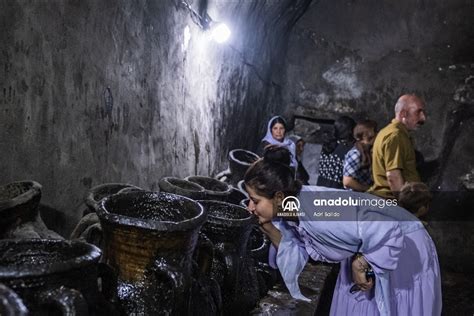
[{"x1": 211, "y1": 23, "x2": 231, "y2": 43}]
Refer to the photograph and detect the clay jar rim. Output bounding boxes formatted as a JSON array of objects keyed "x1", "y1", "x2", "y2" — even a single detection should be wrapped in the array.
[
  {"x1": 159, "y1": 177, "x2": 206, "y2": 194},
  {"x1": 97, "y1": 191, "x2": 207, "y2": 232},
  {"x1": 240, "y1": 198, "x2": 250, "y2": 208},
  {"x1": 0, "y1": 284, "x2": 28, "y2": 315},
  {"x1": 0, "y1": 239, "x2": 101, "y2": 279},
  {"x1": 249, "y1": 226, "x2": 269, "y2": 252},
  {"x1": 227, "y1": 187, "x2": 247, "y2": 205},
  {"x1": 0, "y1": 180, "x2": 42, "y2": 210},
  {"x1": 184, "y1": 176, "x2": 232, "y2": 197},
  {"x1": 197, "y1": 200, "x2": 257, "y2": 227},
  {"x1": 84, "y1": 182, "x2": 143, "y2": 210},
  {"x1": 237, "y1": 180, "x2": 249, "y2": 198},
  {"x1": 228, "y1": 149, "x2": 260, "y2": 166}
]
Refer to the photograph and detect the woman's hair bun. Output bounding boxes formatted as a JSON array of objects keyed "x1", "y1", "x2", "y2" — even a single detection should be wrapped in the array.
[{"x1": 263, "y1": 145, "x2": 292, "y2": 166}]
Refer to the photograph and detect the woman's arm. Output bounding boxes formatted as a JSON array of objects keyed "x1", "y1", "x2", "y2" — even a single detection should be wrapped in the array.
[
  {"x1": 343, "y1": 176, "x2": 370, "y2": 192},
  {"x1": 343, "y1": 150, "x2": 369, "y2": 192}
]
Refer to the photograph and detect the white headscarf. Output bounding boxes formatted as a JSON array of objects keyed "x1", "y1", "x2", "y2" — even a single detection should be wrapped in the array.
[{"x1": 261, "y1": 116, "x2": 298, "y2": 168}]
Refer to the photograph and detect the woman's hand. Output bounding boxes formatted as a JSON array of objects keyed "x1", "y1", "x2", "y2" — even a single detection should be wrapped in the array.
[{"x1": 351, "y1": 254, "x2": 374, "y2": 291}]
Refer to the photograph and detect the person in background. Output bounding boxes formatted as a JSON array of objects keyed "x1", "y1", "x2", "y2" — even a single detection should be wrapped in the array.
[
  {"x1": 398, "y1": 182, "x2": 432, "y2": 219},
  {"x1": 369, "y1": 94, "x2": 426, "y2": 199},
  {"x1": 260, "y1": 116, "x2": 297, "y2": 169},
  {"x1": 244, "y1": 146, "x2": 442, "y2": 316},
  {"x1": 317, "y1": 116, "x2": 356, "y2": 189},
  {"x1": 343, "y1": 120, "x2": 378, "y2": 191},
  {"x1": 289, "y1": 135, "x2": 310, "y2": 185}
]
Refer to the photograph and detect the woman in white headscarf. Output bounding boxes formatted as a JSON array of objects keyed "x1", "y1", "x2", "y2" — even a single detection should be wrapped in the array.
[{"x1": 260, "y1": 116, "x2": 298, "y2": 169}]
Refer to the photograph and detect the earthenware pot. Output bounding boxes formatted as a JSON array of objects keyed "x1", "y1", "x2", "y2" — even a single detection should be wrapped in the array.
[
  {"x1": 247, "y1": 227, "x2": 276, "y2": 297},
  {"x1": 158, "y1": 177, "x2": 206, "y2": 200},
  {"x1": 198, "y1": 200, "x2": 258, "y2": 311},
  {"x1": 0, "y1": 239, "x2": 101, "y2": 315},
  {"x1": 97, "y1": 191, "x2": 206, "y2": 315},
  {"x1": 0, "y1": 181, "x2": 42, "y2": 237},
  {"x1": 84, "y1": 183, "x2": 143, "y2": 215},
  {"x1": 185, "y1": 176, "x2": 232, "y2": 201},
  {"x1": 228, "y1": 149, "x2": 259, "y2": 185},
  {"x1": 227, "y1": 187, "x2": 247, "y2": 206}
]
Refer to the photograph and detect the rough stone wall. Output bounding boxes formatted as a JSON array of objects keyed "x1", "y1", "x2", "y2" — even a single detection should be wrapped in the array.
[
  {"x1": 0, "y1": 0, "x2": 309, "y2": 235},
  {"x1": 283, "y1": 0, "x2": 473, "y2": 168}
]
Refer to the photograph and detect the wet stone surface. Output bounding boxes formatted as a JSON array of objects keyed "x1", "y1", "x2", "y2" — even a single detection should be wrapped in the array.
[
  {"x1": 252, "y1": 264, "x2": 474, "y2": 315},
  {"x1": 251, "y1": 262, "x2": 336, "y2": 316}
]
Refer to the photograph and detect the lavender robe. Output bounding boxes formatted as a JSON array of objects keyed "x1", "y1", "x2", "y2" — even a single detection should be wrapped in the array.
[{"x1": 270, "y1": 186, "x2": 442, "y2": 316}]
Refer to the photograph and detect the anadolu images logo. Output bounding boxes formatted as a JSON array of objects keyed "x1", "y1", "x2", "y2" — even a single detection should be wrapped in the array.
[{"x1": 281, "y1": 196, "x2": 301, "y2": 213}]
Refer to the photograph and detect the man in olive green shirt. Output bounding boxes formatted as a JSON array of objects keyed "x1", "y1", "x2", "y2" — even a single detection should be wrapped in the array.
[{"x1": 369, "y1": 94, "x2": 427, "y2": 199}]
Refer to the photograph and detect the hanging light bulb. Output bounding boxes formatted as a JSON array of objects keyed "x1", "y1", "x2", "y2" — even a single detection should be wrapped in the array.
[
  {"x1": 211, "y1": 22, "x2": 231, "y2": 43},
  {"x1": 181, "y1": 0, "x2": 231, "y2": 44}
]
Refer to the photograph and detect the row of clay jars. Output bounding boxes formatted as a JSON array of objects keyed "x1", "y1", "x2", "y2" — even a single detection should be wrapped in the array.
[
  {"x1": 1, "y1": 187, "x2": 217, "y2": 315},
  {"x1": 0, "y1": 177, "x2": 269, "y2": 315},
  {"x1": 94, "y1": 190, "x2": 262, "y2": 314},
  {"x1": 70, "y1": 177, "x2": 271, "y2": 315},
  {"x1": 0, "y1": 180, "x2": 111, "y2": 315},
  {"x1": 74, "y1": 178, "x2": 269, "y2": 315},
  {"x1": 175, "y1": 177, "x2": 272, "y2": 277},
  {"x1": 150, "y1": 176, "x2": 271, "y2": 314},
  {"x1": 72, "y1": 185, "x2": 220, "y2": 315},
  {"x1": 1, "y1": 180, "x2": 206, "y2": 315},
  {"x1": 70, "y1": 178, "x2": 247, "y2": 253}
]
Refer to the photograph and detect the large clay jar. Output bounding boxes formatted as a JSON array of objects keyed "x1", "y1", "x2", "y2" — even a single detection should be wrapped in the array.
[
  {"x1": 238, "y1": 198, "x2": 275, "y2": 296},
  {"x1": 84, "y1": 183, "x2": 143, "y2": 215},
  {"x1": 236, "y1": 199, "x2": 276, "y2": 298},
  {"x1": 228, "y1": 149, "x2": 259, "y2": 185},
  {"x1": 185, "y1": 176, "x2": 232, "y2": 201},
  {"x1": 71, "y1": 183, "x2": 144, "y2": 250},
  {"x1": 247, "y1": 227, "x2": 276, "y2": 297},
  {"x1": 96, "y1": 191, "x2": 207, "y2": 315},
  {"x1": 158, "y1": 177, "x2": 206, "y2": 200},
  {"x1": 198, "y1": 200, "x2": 259, "y2": 313},
  {"x1": 227, "y1": 187, "x2": 247, "y2": 206},
  {"x1": 0, "y1": 239, "x2": 101, "y2": 315},
  {"x1": 0, "y1": 181, "x2": 42, "y2": 238}
]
